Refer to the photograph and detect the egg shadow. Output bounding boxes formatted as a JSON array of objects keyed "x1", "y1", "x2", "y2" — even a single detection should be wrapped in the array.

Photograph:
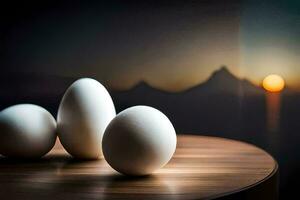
[
  {"x1": 0, "y1": 154, "x2": 73, "y2": 200},
  {"x1": 0, "y1": 153, "x2": 73, "y2": 169},
  {"x1": 100, "y1": 173, "x2": 179, "y2": 200},
  {"x1": 0, "y1": 154, "x2": 179, "y2": 200},
  {"x1": 48, "y1": 159, "x2": 179, "y2": 200}
]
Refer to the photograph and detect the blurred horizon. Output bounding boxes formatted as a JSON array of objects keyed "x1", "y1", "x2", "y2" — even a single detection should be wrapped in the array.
[{"x1": 2, "y1": 65, "x2": 296, "y2": 94}]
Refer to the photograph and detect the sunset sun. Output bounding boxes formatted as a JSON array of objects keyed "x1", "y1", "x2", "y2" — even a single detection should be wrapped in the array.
[{"x1": 262, "y1": 74, "x2": 285, "y2": 92}]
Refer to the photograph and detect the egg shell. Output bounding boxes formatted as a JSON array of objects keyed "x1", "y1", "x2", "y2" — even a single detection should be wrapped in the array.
[
  {"x1": 0, "y1": 104, "x2": 57, "y2": 158},
  {"x1": 57, "y1": 78, "x2": 116, "y2": 159},
  {"x1": 102, "y1": 105, "x2": 177, "y2": 176}
]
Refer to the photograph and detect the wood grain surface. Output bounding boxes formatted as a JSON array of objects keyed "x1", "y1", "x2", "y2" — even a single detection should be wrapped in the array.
[{"x1": 0, "y1": 135, "x2": 278, "y2": 200}]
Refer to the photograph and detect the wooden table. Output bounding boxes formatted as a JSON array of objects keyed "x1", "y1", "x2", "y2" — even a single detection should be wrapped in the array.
[{"x1": 0, "y1": 135, "x2": 278, "y2": 200}]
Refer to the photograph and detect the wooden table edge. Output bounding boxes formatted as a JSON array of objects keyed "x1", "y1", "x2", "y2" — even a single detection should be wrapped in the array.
[{"x1": 181, "y1": 133, "x2": 279, "y2": 200}]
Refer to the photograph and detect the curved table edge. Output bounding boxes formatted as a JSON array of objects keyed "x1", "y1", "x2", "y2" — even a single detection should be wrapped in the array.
[{"x1": 180, "y1": 134, "x2": 279, "y2": 200}]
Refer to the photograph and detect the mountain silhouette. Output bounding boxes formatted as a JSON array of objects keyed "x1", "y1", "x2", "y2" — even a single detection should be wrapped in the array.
[
  {"x1": 184, "y1": 66, "x2": 264, "y2": 96},
  {"x1": 213, "y1": 66, "x2": 262, "y2": 94},
  {"x1": 110, "y1": 66, "x2": 266, "y2": 138},
  {"x1": 118, "y1": 66, "x2": 264, "y2": 96}
]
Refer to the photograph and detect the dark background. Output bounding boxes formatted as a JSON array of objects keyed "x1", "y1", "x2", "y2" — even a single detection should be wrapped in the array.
[{"x1": 1, "y1": 0, "x2": 299, "y2": 199}]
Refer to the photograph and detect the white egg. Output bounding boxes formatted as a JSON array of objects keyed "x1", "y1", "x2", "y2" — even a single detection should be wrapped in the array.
[
  {"x1": 0, "y1": 104, "x2": 57, "y2": 158},
  {"x1": 102, "y1": 105, "x2": 177, "y2": 176},
  {"x1": 57, "y1": 78, "x2": 116, "y2": 159}
]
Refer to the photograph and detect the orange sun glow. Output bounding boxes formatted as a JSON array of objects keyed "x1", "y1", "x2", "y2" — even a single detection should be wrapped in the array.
[{"x1": 262, "y1": 74, "x2": 285, "y2": 92}]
